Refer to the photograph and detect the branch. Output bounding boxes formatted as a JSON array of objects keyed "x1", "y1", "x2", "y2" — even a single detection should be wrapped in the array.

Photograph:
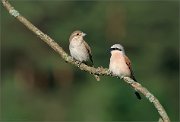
[{"x1": 1, "y1": 0, "x2": 170, "y2": 121}]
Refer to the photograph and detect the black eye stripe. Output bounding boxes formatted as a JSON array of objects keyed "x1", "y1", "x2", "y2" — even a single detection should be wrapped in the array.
[{"x1": 110, "y1": 48, "x2": 122, "y2": 51}]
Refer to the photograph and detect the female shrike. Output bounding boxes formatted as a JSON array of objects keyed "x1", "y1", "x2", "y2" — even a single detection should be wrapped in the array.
[
  {"x1": 109, "y1": 44, "x2": 141, "y2": 100},
  {"x1": 69, "y1": 30, "x2": 93, "y2": 65},
  {"x1": 69, "y1": 30, "x2": 99, "y2": 81}
]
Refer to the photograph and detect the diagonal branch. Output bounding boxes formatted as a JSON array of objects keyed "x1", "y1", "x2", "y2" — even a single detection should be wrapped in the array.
[{"x1": 1, "y1": 0, "x2": 170, "y2": 121}]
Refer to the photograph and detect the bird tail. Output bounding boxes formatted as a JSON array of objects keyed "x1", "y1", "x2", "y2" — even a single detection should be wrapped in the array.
[
  {"x1": 131, "y1": 73, "x2": 137, "y2": 82},
  {"x1": 88, "y1": 58, "x2": 100, "y2": 81},
  {"x1": 131, "y1": 75, "x2": 142, "y2": 100},
  {"x1": 135, "y1": 91, "x2": 141, "y2": 100},
  {"x1": 84, "y1": 62, "x2": 100, "y2": 81}
]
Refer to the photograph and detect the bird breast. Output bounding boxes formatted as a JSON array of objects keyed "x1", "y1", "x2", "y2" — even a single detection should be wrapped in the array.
[
  {"x1": 69, "y1": 39, "x2": 89, "y2": 62},
  {"x1": 109, "y1": 52, "x2": 131, "y2": 77}
]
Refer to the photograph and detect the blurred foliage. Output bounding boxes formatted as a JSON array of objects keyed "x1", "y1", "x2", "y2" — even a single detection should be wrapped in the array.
[{"x1": 1, "y1": 0, "x2": 179, "y2": 121}]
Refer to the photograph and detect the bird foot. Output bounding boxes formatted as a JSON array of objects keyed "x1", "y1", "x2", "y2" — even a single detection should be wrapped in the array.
[
  {"x1": 120, "y1": 76, "x2": 124, "y2": 79},
  {"x1": 76, "y1": 61, "x2": 81, "y2": 67}
]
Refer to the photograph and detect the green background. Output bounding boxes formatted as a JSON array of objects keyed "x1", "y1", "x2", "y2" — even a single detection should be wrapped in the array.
[{"x1": 1, "y1": 0, "x2": 179, "y2": 121}]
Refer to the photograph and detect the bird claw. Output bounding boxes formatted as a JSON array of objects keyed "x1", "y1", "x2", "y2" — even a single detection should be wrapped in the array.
[
  {"x1": 120, "y1": 76, "x2": 124, "y2": 79},
  {"x1": 76, "y1": 61, "x2": 81, "y2": 67}
]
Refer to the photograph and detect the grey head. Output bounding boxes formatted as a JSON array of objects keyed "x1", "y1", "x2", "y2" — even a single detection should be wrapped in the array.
[
  {"x1": 69, "y1": 30, "x2": 86, "y2": 42},
  {"x1": 110, "y1": 44, "x2": 125, "y2": 54}
]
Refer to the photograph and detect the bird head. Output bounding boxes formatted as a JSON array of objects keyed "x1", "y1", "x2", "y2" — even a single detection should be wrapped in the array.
[
  {"x1": 69, "y1": 30, "x2": 86, "y2": 42},
  {"x1": 109, "y1": 44, "x2": 125, "y2": 55}
]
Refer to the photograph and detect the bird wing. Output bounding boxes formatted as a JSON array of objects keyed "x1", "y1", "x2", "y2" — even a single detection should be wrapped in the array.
[
  {"x1": 124, "y1": 55, "x2": 137, "y2": 81},
  {"x1": 83, "y1": 41, "x2": 93, "y2": 65},
  {"x1": 125, "y1": 55, "x2": 141, "y2": 99},
  {"x1": 124, "y1": 55, "x2": 131, "y2": 68}
]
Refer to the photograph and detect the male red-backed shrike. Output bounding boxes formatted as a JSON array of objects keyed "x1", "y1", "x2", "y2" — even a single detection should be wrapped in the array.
[
  {"x1": 69, "y1": 30, "x2": 93, "y2": 65},
  {"x1": 109, "y1": 44, "x2": 141, "y2": 100}
]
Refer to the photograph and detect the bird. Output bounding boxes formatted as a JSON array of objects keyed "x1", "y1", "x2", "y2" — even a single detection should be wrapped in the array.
[
  {"x1": 69, "y1": 30, "x2": 93, "y2": 65},
  {"x1": 109, "y1": 44, "x2": 141, "y2": 100},
  {"x1": 69, "y1": 30, "x2": 99, "y2": 81}
]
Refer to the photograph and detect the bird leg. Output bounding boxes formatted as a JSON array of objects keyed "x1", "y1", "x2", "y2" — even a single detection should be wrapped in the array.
[{"x1": 75, "y1": 61, "x2": 82, "y2": 67}]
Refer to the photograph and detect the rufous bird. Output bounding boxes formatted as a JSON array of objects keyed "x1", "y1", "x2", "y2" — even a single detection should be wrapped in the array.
[{"x1": 109, "y1": 44, "x2": 141, "y2": 99}]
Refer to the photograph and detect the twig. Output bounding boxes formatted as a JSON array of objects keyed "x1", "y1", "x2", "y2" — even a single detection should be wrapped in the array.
[{"x1": 1, "y1": 0, "x2": 170, "y2": 121}]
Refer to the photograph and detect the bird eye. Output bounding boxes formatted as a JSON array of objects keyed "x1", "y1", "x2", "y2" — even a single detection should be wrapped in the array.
[
  {"x1": 76, "y1": 33, "x2": 79, "y2": 36},
  {"x1": 110, "y1": 48, "x2": 122, "y2": 51}
]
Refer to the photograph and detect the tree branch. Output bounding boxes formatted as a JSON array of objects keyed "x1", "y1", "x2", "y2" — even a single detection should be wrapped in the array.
[{"x1": 1, "y1": 0, "x2": 170, "y2": 121}]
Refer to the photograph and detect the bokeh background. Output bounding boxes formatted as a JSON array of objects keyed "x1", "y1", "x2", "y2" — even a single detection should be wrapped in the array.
[{"x1": 1, "y1": 0, "x2": 179, "y2": 121}]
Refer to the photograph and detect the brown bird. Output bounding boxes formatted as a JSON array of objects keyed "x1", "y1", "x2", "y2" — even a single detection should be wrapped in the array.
[
  {"x1": 69, "y1": 30, "x2": 99, "y2": 81},
  {"x1": 109, "y1": 44, "x2": 141, "y2": 99},
  {"x1": 69, "y1": 30, "x2": 93, "y2": 65}
]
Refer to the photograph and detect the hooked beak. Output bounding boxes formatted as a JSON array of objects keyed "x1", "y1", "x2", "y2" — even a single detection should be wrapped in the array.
[
  {"x1": 82, "y1": 32, "x2": 86, "y2": 37},
  {"x1": 109, "y1": 48, "x2": 113, "y2": 52},
  {"x1": 109, "y1": 48, "x2": 112, "y2": 52}
]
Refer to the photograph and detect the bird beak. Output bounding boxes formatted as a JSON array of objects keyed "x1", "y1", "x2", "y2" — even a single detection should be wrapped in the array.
[
  {"x1": 82, "y1": 32, "x2": 86, "y2": 37},
  {"x1": 109, "y1": 48, "x2": 112, "y2": 52}
]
